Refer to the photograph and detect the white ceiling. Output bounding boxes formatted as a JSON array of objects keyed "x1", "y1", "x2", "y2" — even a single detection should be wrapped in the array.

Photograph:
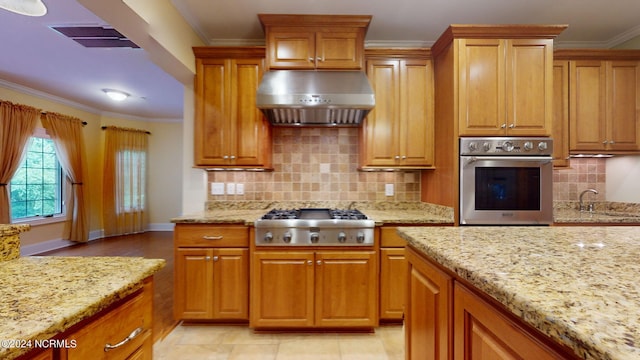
[{"x1": 1, "y1": 0, "x2": 640, "y2": 121}]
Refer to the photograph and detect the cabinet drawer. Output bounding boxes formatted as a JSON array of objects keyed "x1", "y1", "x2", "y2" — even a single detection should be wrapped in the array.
[
  {"x1": 62, "y1": 289, "x2": 151, "y2": 360},
  {"x1": 380, "y1": 227, "x2": 407, "y2": 247},
  {"x1": 175, "y1": 224, "x2": 249, "y2": 247}
]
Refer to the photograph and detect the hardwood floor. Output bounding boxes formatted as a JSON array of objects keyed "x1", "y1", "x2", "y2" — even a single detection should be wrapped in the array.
[{"x1": 37, "y1": 231, "x2": 177, "y2": 342}]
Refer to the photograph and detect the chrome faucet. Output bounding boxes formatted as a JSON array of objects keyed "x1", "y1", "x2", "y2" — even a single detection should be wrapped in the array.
[{"x1": 579, "y1": 189, "x2": 599, "y2": 212}]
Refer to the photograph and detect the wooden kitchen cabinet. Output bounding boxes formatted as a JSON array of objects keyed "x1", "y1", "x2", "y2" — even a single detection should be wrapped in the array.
[
  {"x1": 405, "y1": 246, "x2": 452, "y2": 360},
  {"x1": 259, "y1": 14, "x2": 370, "y2": 70},
  {"x1": 361, "y1": 49, "x2": 435, "y2": 169},
  {"x1": 569, "y1": 59, "x2": 640, "y2": 153},
  {"x1": 61, "y1": 278, "x2": 154, "y2": 360},
  {"x1": 379, "y1": 226, "x2": 408, "y2": 321},
  {"x1": 453, "y1": 282, "x2": 569, "y2": 360},
  {"x1": 457, "y1": 38, "x2": 554, "y2": 136},
  {"x1": 174, "y1": 224, "x2": 249, "y2": 321},
  {"x1": 552, "y1": 60, "x2": 570, "y2": 167},
  {"x1": 251, "y1": 250, "x2": 378, "y2": 328},
  {"x1": 193, "y1": 47, "x2": 272, "y2": 168}
]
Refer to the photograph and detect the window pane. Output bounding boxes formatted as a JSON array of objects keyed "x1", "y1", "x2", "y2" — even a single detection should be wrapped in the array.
[{"x1": 10, "y1": 135, "x2": 63, "y2": 221}]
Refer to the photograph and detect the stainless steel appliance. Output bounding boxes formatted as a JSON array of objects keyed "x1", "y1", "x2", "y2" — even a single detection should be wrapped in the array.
[
  {"x1": 254, "y1": 208, "x2": 375, "y2": 246},
  {"x1": 459, "y1": 137, "x2": 554, "y2": 225},
  {"x1": 256, "y1": 70, "x2": 375, "y2": 127}
]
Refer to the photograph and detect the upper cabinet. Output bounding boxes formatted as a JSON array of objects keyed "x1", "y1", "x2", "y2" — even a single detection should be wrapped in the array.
[
  {"x1": 258, "y1": 14, "x2": 371, "y2": 70},
  {"x1": 552, "y1": 60, "x2": 570, "y2": 167},
  {"x1": 555, "y1": 50, "x2": 640, "y2": 154},
  {"x1": 193, "y1": 47, "x2": 272, "y2": 169},
  {"x1": 456, "y1": 38, "x2": 555, "y2": 136},
  {"x1": 361, "y1": 49, "x2": 435, "y2": 169}
]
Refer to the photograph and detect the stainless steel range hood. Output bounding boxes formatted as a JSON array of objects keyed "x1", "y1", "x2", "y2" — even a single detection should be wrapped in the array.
[{"x1": 256, "y1": 70, "x2": 375, "y2": 127}]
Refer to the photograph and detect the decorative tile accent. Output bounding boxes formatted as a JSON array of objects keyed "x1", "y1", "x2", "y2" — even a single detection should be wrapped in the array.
[
  {"x1": 207, "y1": 128, "x2": 421, "y2": 202},
  {"x1": 553, "y1": 158, "x2": 606, "y2": 201}
]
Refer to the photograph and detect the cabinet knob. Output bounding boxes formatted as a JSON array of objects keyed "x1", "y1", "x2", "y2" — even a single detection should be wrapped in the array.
[
  {"x1": 316, "y1": 260, "x2": 322, "y2": 265},
  {"x1": 308, "y1": 57, "x2": 314, "y2": 62},
  {"x1": 316, "y1": 57, "x2": 322, "y2": 62},
  {"x1": 213, "y1": 256, "x2": 219, "y2": 262},
  {"x1": 603, "y1": 140, "x2": 608, "y2": 144},
  {"x1": 394, "y1": 155, "x2": 400, "y2": 160},
  {"x1": 307, "y1": 260, "x2": 313, "y2": 265},
  {"x1": 610, "y1": 140, "x2": 615, "y2": 144},
  {"x1": 205, "y1": 256, "x2": 211, "y2": 261},
  {"x1": 230, "y1": 155, "x2": 236, "y2": 160},
  {"x1": 501, "y1": 124, "x2": 506, "y2": 129},
  {"x1": 509, "y1": 124, "x2": 515, "y2": 129}
]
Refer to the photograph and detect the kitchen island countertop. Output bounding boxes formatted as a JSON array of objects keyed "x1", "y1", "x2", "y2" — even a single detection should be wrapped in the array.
[
  {"x1": 0, "y1": 256, "x2": 165, "y2": 359},
  {"x1": 397, "y1": 226, "x2": 640, "y2": 360}
]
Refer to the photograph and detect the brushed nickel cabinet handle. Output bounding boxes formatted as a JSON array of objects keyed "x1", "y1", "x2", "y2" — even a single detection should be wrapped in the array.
[
  {"x1": 501, "y1": 124, "x2": 506, "y2": 129},
  {"x1": 203, "y1": 235, "x2": 223, "y2": 240},
  {"x1": 509, "y1": 124, "x2": 515, "y2": 128},
  {"x1": 104, "y1": 327, "x2": 143, "y2": 352},
  {"x1": 307, "y1": 260, "x2": 313, "y2": 265}
]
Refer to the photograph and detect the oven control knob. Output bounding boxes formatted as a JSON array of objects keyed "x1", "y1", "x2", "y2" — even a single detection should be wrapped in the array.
[
  {"x1": 467, "y1": 142, "x2": 478, "y2": 152},
  {"x1": 538, "y1": 142, "x2": 548, "y2": 151},
  {"x1": 263, "y1": 232, "x2": 273, "y2": 243},
  {"x1": 338, "y1": 231, "x2": 347, "y2": 243},
  {"x1": 283, "y1": 231, "x2": 292, "y2": 243},
  {"x1": 356, "y1": 232, "x2": 366, "y2": 243},
  {"x1": 310, "y1": 233, "x2": 320, "y2": 244},
  {"x1": 523, "y1": 141, "x2": 533, "y2": 151},
  {"x1": 482, "y1": 142, "x2": 491, "y2": 152},
  {"x1": 503, "y1": 141, "x2": 514, "y2": 152}
]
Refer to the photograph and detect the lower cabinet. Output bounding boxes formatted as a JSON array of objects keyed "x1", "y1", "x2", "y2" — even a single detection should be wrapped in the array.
[
  {"x1": 406, "y1": 246, "x2": 578, "y2": 360},
  {"x1": 173, "y1": 224, "x2": 249, "y2": 321},
  {"x1": 251, "y1": 250, "x2": 378, "y2": 328},
  {"x1": 379, "y1": 226, "x2": 409, "y2": 321},
  {"x1": 60, "y1": 277, "x2": 154, "y2": 360}
]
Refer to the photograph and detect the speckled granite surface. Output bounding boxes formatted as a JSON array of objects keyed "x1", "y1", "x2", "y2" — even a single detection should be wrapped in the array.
[
  {"x1": 171, "y1": 201, "x2": 455, "y2": 225},
  {"x1": 397, "y1": 226, "x2": 640, "y2": 360},
  {"x1": 0, "y1": 224, "x2": 30, "y2": 262},
  {"x1": 554, "y1": 201, "x2": 640, "y2": 224},
  {"x1": 0, "y1": 256, "x2": 165, "y2": 359}
]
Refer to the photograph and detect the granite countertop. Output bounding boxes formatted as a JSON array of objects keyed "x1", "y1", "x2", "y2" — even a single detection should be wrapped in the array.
[
  {"x1": 170, "y1": 201, "x2": 455, "y2": 225},
  {"x1": 554, "y1": 201, "x2": 640, "y2": 224},
  {"x1": 0, "y1": 224, "x2": 30, "y2": 261},
  {"x1": 0, "y1": 256, "x2": 165, "y2": 359},
  {"x1": 397, "y1": 226, "x2": 640, "y2": 360}
]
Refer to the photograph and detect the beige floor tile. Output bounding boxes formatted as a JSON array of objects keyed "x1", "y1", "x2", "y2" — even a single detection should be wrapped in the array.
[
  {"x1": 227, "y1": 344, "x2": 278, "y2": 359},
  {"x1": 339, "y1": 338, "x2": 389, "y2": 360},
  {"x1": 276, "y1": 337, "x2": 341, "y2": 359}
]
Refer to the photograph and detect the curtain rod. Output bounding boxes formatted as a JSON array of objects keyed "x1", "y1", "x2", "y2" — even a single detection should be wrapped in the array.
[
  {"x1": 40, "y1": 111, "x2": 87, "y2": 126},
  {"x1": 101, "y1": 126, "x2": 151, "y2": 135}
]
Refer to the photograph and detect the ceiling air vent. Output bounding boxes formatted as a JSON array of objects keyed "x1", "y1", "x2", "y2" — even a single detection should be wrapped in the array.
[{"x1": 50, "y1": 26, "x2": 139, "y2": 49}]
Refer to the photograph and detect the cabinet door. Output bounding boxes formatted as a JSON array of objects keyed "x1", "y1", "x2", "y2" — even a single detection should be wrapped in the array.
[
  {"x1": 506, "y1": 39, "x2": 553, "y2": 136},
  {"x1": 453, "y1": 283, "x2": 563, "y2": 360},
  {"x1": 194, "y1": 58, "x2": 229, "y2": 165},
  {"x1": 174, "y1": 248, "x2": 213, "y2": 319},
  {"x1": 230, "y1": 58, "x2": 271, "y2": 166},
  {"x1": 266, "y1": 28, "x2": 316, "y2": 69},
  {"x1": 315, "y1": 251, "x2": 378, "y2": 327},
  {"x1": 212, "y1": 248, "x2": 249, "y2": 319},
  {"x1": 458, "y1": 38, "x2": 506, "y2": 136},
  {"x1": 380, "y1": 248, "x2": 407, "y2": 320},
  {"x1": 362, "y1": 60, "x2": 400, "y2": 166},
  {"x1": 570, "y1": 60, "x2": 607, "y2": 151},
  {"x1": 405, "y1": 247, "x2": 452, "y2": 360},
  {"x1": 399, "y1": 59, "x2": 435, "y2": 166},
  {"x1": 552, "y1": 60, "x2": 570, "y2": 167},
  {"x1": 606, "y1": 60, "x2": 640, "y2": 151},
  {"x1": 316, "y1": 30, "x2": 363, "y2": 69},
  {"x1": 250, "y1": 251, "x2": 315, "y2": 327}
]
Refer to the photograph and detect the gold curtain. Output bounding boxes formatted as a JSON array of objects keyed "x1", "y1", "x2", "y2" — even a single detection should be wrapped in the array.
[
  {"x1": 41, "y1": 112, "x2": 89, "y2": 242},
  {"x1": 102, "y1": 126, "x2": 149, "y2": 236},
  {"x1": 0, "y1": 101, "x2": 40, "y2": 224}
]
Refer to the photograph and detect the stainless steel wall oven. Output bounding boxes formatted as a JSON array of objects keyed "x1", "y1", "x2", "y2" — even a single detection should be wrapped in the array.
[{"x1": 459, "y1": 137, "x2": 553, "y2": 225}]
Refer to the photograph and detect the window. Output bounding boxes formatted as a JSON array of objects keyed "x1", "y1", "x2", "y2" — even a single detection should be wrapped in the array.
[
  {"x1": 10, "y1": 129, "x2": 64, "y2": 221},
  {"x1": 120, "y1": 149, "x2": 146, "y2": 212}
]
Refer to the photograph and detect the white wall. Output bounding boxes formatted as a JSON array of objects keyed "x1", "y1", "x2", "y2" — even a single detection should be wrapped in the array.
[
  {"x1": 181, "y1": 84, "x2": 207, "y2": 214},
  {"x1": 606, "y1": 156, "x2": 640, "y2": 202}
]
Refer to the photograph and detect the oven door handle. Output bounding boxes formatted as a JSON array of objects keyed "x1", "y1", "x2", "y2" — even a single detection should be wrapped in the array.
[{"x1": 462, "y1": 156, "x2": 552, "y2": 164}]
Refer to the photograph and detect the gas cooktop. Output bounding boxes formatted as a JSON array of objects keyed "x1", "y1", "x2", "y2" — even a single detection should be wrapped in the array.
[{"x1": 260, "y1": 208, "x2": 369, "y2": 220}]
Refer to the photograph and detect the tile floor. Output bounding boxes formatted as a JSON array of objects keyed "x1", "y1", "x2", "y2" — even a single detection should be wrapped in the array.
[{"x1": 153, "y1": 324, "x2": 405, "y2": 359}]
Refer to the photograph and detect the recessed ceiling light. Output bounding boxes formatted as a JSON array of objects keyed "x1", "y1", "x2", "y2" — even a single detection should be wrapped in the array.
[
  {"x1": 0, "y1": 0, "x2": 47, "y2": 16},
  {"x1": 102, "y1": 89, "x2": 130, "y2": 102}
]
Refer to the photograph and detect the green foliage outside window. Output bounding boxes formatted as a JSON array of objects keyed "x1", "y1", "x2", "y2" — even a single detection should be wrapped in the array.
[{"x1": 10, "y1": 137, "x2": 63, "y2": 220}]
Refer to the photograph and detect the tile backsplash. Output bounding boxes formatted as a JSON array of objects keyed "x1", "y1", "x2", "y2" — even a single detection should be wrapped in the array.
[
  {"x1": 553, "y1": 158, "x2": 606, "y2": 201},
  {"x1": 207, "y1": 127, "x2": 421, "y2": 201}
]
